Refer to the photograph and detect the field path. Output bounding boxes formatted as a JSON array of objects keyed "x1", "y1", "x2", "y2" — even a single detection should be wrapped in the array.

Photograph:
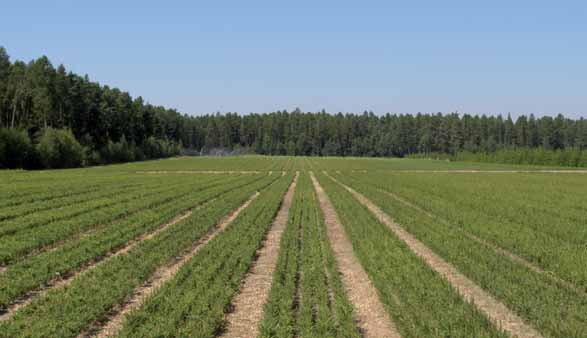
[
  {"x1": 220, "y1": 172, "x2": 299, "y2": 338},
  {"x1": 310, "y1": 172, "x2": 402, "y2": 338},
  {"x1": 90, "y1": 191, "x2": 261, "y2": 338},
  {"x1": 325, "y1": 172, "x2": 545, "y2": 338}
]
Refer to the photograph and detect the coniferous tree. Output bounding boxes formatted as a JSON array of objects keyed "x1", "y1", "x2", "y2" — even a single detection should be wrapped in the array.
[{"x1": 1, "y1": 47, "x2": 587, "y2": 168}]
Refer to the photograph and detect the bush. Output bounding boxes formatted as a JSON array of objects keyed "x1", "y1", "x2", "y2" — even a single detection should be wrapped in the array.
[
  {"x1": 141, "y1": 136, "x2": 181, "y2": 159},
  {"x1": 37, "y1": 128, "x2": 84, "y2": 169},
  {"x1": 142, "y1": 136, "x2": 162, "y2": 159},
  {"x1": 86, "y1": 149, "x2": 102, "y2": 166},
  {"x1": 100, "y1": 136, "x2": 135, "y2": 164},
  {"x1": 2, "y1": 128, "x2": 180, "y2": 169},
  {"x1": 0, "y1": 128, "x2": 34, "y2": 169}
]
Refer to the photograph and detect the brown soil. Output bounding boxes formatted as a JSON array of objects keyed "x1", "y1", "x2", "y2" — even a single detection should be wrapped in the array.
[
  {"x1": 310, "y1": 172, "x2": 402, "y2": 338},
  {"x1": 89, "y1": 191, "x2": 261, "y2": 338},
  {"x1": 327, "y1": 172, "x2": 545, "y2": 338},
  {"x1": 219, "y1": 173, "x2": 299, "y2": 338}
]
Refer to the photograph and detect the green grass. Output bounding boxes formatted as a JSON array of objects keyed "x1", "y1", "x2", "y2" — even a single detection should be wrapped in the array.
[
  {"x1": 0, "y1": 155, "x2": 585, "y2": 337},
  {"x1": 336, "y1": 171, "x2": 587, "y2": 338},
  {"x1": 116, "y1": 174, "x2": 292, "y2": 337},
  {"x1": 0, "y1": 174, "x2": 262, "y2": 310},
  {"x1": 0, "y1": 174, "x2": 278, "y2": 338},
  {"x1": 0, "y1": 178, "x2": 206, "y2": 263},
  {"x1": 344, "y1": 171, "x2": 587, "y2": 289},
  {"x1": 259, "y1": 173, "x2": 361, "y2": 338},
  {"x1": 316, "y1": 172, "x2": 508, "y2": 338}
]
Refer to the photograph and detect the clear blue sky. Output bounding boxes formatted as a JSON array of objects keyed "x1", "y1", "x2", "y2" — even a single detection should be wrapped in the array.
[{"x1": 2, "y1": 1, "x2": 586, "y2": 117}]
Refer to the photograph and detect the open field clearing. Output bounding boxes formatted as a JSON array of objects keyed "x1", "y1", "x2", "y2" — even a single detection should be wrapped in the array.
[
  {"x1": 0, "y1": 156, "x2": 586, "y2": 337},
  {"x1": 329, "y1": 172, "x2": 587, "y2": 338},
  {"x1": 258, "y1": 173, "x2": 364, "y2": 338}
]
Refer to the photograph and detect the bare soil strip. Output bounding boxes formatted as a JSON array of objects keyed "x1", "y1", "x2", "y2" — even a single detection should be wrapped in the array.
[
  {"x1": 310, "y1": 172, "x2": 402, "y2": 338},
  {"x1": 91, "y1": 191, "x2": 261, "y2": 338},
  {"x1": 220, "y1": 173, "x2": 299, "y2": 338},
  {"x1": 325, "y1": 172, "x2": 545, "y2": 338},
  {"x1": 0, "y1": 206, "x2": 198, "y2": 322},
  {"x1": 376, "y1": 187, "x2": 585, "y2": 295}
]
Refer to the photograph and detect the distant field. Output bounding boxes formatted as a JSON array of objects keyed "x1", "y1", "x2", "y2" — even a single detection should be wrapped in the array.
[
  {"x1": 60, "y1": 155, "x2": 586, "y2": 172},
  {"x1": 0, "y1": 156, "x2": 585, "y2": 338}
]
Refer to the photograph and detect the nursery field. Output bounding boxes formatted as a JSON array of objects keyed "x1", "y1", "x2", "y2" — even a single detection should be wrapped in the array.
[{"x1": 0, "y1": 156, "x2": 586, "y2": 338}]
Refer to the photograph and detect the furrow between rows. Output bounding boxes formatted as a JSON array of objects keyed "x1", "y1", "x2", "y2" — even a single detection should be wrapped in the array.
[
  {"x1": 219, "y1": 172, "x2": 298, "y2": 338},
  {"x1": 310, "y1": 172, "x2": 401, "y2": 338}
]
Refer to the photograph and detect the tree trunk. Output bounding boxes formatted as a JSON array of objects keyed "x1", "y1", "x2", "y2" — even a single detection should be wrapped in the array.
[{"x1": 11, "y1": 98, "x2": 17, "y2": 128}]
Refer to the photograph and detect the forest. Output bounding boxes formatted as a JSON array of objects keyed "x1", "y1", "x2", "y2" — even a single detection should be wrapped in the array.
[{"x1": 1, "y1": 47, "x2": 587, "y2": 169}]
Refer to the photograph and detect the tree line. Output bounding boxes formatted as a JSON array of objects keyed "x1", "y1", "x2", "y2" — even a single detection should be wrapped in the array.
[
  {"x1": 193, "y1": 110, "x2": 587, "y2": 156},
  {"x1": 0, "y1": 47, "x2": 183, "y2": 168},
  {"x1": 1, "y1": 47, "x2": 586, "y2": 168}
]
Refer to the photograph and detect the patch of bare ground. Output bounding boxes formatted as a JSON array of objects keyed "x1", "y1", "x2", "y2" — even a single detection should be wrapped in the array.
[
  {"x1": 219, "y1": 173, "x2": 299, "y2": 338},
  {"x1": 325, "y1": 172, "x2": 545, "y2": 338},
  {"x1": 375, "y1": 187, "x2": 585, "y2": 295},
  {"x1": 88, "y1": 191, "x2": 261, "y2": 338},
  {"x1": 0, "y1": 204, "x2": 200, "y2": 323},
  {"x1": 310, "y1": 172, "x2": 401, "y2": 338},
  {"x1": 0, "y1": 266, "x2": 6, "y2": 274}
]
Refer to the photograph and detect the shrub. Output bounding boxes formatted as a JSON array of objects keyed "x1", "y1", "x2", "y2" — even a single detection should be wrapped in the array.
[
  {"x1": 142, "y1": 136, "x2": 162, "y2": 159},
  {"x1": 141, "y1": 136, "x2": 181, "y2": 159},
  {"x1": 0, "y1": 128, "x2": 34, "y2": 169},
  {"x1": 100, "y1": 136, "x2": 135, "y2": 164},
  {"x1": 37, "y1": 128, "x2": 84, "y2": 169}
]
